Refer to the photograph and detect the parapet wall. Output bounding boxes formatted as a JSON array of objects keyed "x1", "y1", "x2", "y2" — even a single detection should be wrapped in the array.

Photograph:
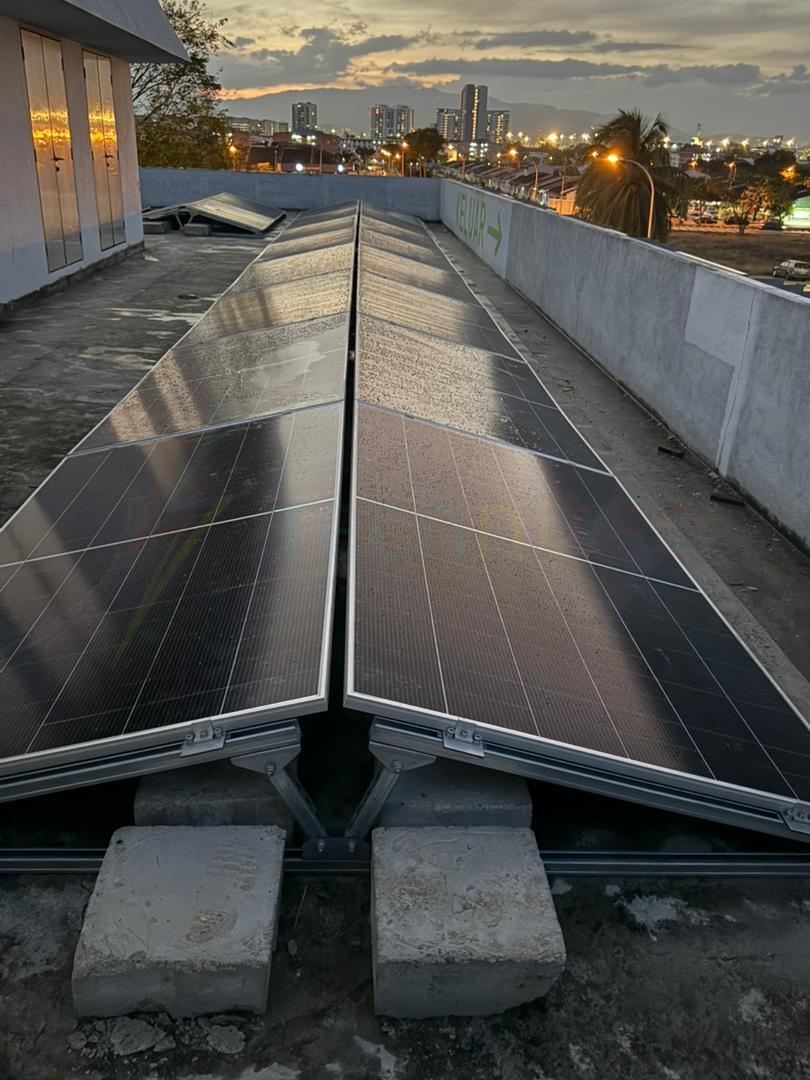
[
  {"x1": 440, "y1": 180, "x2": 810, "y2": 549},
  {"x1": 139, "y1": 167, "x2": 442, "y2": 218}
]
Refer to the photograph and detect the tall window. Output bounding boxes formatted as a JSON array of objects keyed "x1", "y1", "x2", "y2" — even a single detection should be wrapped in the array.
[
  {"x1": 83, "y1": 52, "x2": 125, "y2": 249},
  {"x1": 21, "y1": 29, "x2": 82, "y2": 271}
]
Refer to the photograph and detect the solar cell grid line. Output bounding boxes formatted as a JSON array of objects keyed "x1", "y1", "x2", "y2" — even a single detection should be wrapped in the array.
[
  {"x1": 0, "y1": 206, "x2": 357, "y2": 787},
  {"x1": 0, "y1": 406, "x2": 343, "y2": 773},
  {"x1": 22, "y1": 415, "x2": 261, "y2": 751},
  {"x1": 349, "y1": 205, "x2": 810, "y2": 840},
  {"x1": 71, "y1": 205, "x2": 359, "y2": 456},
  {"x1": 0, "y1": 407, "x2": 342, "y2": 568},
  {"x1": 73, "y1": 315, "x2": 350, "y2": 453}
]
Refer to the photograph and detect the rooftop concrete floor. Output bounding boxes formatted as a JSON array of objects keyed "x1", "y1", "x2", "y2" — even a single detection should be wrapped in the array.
[{"x1": 1, "y1": 225, "x2": 810, "y2": 1080}]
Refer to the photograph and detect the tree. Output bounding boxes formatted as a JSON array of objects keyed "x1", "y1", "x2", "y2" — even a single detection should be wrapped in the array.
[
  {"x1": 574, "y1": 109, "x2": 688, "y2": 240},
  {"x1": 403, "y1": 127, "x2": 444, "y2": 174},
  {"x1": 132, "y1": 0, "x2": 235, "y2": 169}
]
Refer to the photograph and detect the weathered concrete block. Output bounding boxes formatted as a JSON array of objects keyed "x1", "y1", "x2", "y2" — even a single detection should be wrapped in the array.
[
  {"x1": 72, "y1": 826, "x2": 285, "y2": 1017},
  {"x1": 143, "y1": 220, "x2": 170, "y2": 234},
  {"x1": 378, "y1": 759, "x2": 532, "y2": 829},
  {"x1": 371, "y1": 826, "x2": 566, "y2": 1017},
  {"x1": 181, "y1": 222, "x2": 211, "y2": 236},
  {"x1": 133, "y1": 762, "x2": 294, "y2": 833}
]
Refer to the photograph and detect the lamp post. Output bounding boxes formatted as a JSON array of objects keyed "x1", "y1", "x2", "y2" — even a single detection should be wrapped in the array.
[
  {"x1": 400, "y1": 141, "x2": 408, "y2": 177},
  {"x1": 509, "y1": 147, "x2": 540, "y2": 202},
  {"x1": 605, "y1": 153, "x2": 656, "y2": 239}
]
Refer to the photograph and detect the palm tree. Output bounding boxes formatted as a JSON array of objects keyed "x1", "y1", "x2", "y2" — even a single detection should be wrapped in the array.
[{"x1": 575, "y1": 109, "x2": 688, "y2": 240}]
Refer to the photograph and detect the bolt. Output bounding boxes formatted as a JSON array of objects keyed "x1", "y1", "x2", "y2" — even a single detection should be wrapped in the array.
[
  {"x1": 348, "y1": 840, "x2": 356, "y2": 855},
  {"x1": 316, "y1": 839, "x2": 326, "y2": 854}
]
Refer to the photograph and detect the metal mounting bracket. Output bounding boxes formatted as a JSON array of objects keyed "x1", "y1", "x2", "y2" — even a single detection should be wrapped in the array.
[
  {"x1": 231, "y1": 737, "x2": 328, "y2": 842},
  {"x1": 180, "y1": 720, "x2": 225, "y2": 757},
  {"x1": 782, "y1": 803, "x2": 810, "y2": 835},
  {"x1": 346, "y1": 724, "x2": 438, "y2": 839},
  {"x1": 443, "y1": 722, "x2": 485, "y2": 757}
]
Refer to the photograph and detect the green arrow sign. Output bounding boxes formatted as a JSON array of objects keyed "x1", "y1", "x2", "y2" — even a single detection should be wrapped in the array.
[{"x1": 486, "y1": 212, "x2": 502, "y2": 255}]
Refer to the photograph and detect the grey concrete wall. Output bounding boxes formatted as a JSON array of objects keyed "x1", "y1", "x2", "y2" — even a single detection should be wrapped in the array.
[
  {"x1": 0, "y1": 17, "x2": 142, "y2": 305},
  {"x1": 440, "y1": 180, "x2": 810, "y2": 548},
  {"x1": 139, "y1": 167, "x2": 442, "y2": 218}
]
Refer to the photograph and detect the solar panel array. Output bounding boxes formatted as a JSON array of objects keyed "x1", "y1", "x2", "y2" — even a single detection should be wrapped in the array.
[
  {"x1": 0, "y1": 204, "x2": 357, "y2": 773},
  {"x1": 348, "y1": 204, "x2": 810, "y2": 808},
  {"x1": 143, "y1": 192, "x2": 285, "y2": 235}
]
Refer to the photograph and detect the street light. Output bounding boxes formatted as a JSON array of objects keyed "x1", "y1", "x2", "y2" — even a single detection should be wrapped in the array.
[
  {"x1": 509, "y1": 147, "x2": 540, "y2": 203},
  {"x1": 400, "y1": 141, "x2": 408, "y2": 177},
  {"x1": 604, "y1": 153, "x2": 656, "y2": 239}
]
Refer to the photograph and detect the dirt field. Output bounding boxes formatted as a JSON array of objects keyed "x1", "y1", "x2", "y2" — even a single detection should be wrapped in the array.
[{"x1": 667, "y1": 224, "x2": 810, "y2": 275}]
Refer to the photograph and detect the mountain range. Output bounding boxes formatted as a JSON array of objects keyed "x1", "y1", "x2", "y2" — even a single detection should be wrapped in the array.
[{"x1": 222, "y1": 86, "x2": 612, "y2": 138}]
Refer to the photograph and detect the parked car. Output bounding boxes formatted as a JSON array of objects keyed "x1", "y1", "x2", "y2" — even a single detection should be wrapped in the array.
[
  {"x1": 760, "y1": 219, "x2": 782, "y2": 230},
  {"x1": 691, "y1": 212, "x2": 717, "y2": 224},
  {"x1": 772, "y1": 259, "x2": 810, "y2": 280}
]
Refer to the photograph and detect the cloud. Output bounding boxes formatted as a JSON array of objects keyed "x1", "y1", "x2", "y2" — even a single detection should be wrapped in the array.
[
  {"x1": 471, "y1": 30, "x2": 597, "y2": 49},
  {"x1": 591, "y1": 40, "x2": 688, "y2": 53},
  {"x1": 232, "y1": 36, "x2": 255, "y2": 48},
  {"x1": 640, "y1": 62, "x2": 761, "y2": 87},
  {"x1": 752, "y1": 63, "x2": 810, "y2": 95},
  {"x1": 222, "y1": 25, "x2": 425, "y2": 88},
  {"x1": 388, "y1": 57, "x2": 636, "y2": 78}
]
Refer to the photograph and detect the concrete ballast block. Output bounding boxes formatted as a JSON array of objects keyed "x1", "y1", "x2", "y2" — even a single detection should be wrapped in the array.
[
  {"x1": 181, "y1": 222, "x2": 212, "y2": 236},
  {"x1": 378, "y1": 758, "x2": 532, "y2": 828},
  {"x1": 133, "y1": 761, "x2": 294, "y2": 833},
  {"x1": 72, "y1": 826, "x2": 285, "y2": 1017},
  {"x1": 371, "y1": 826, "x2": 566, "y2": 1017},
  {"x1": 143, "y1": 220, "x2": 170, "y2": 234}
]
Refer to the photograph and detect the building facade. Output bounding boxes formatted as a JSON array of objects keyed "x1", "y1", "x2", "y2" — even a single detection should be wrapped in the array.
[
  {"x1": 0, "y1": 0, "x2": 186, "y2": 310},
  {"x1": 291, "y1": 101, "x2": 318, "y2": 133},
  {"x1": 227, "y1": 115, "x2": 289, "y2": 136},
  {"x1": 369, "y1": 104, "x2": 413, "y2": 141},
  {"x1": 436, "y1": 108, "x2": 461, "y2": 141},
  {"x1": 486, "y1": 110, "x2": 510, "y2": 145},
  {"x1": 460, "y1": 84, "x2": 488, "y2": 142}
]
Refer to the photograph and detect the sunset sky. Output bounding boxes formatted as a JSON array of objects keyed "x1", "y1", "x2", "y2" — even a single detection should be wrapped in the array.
[{"x1": 207, "y1": 0, "x2": 810, "y2": 136}]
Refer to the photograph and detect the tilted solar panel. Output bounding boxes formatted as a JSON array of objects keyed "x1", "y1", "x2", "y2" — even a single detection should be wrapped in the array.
[
  {"x1": 0, "y1": 205, "x2": 358, "y2": 793},
  {"x1": 347, "y1": 204, "x2": 810, "y2": 841},
  {"x1": 143, "y1": 192, "x2": 284, "y2": 234}
]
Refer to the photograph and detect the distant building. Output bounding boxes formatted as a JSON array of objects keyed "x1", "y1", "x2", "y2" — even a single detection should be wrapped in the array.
[
  {"x1": 291, "y1": 101, "x2": 318, "y2": 133},
  {"x1": 436, "y1": 108, "x2": 461, "y2": 141},
  {"x1": 227, "y1": 116, "x2": 289, "y2": 136},
  {"x1": 460, "y1": 84, "x2": 488, "y2": 142},
  {"x1": 486, "y1": 110, "x2": 510, "y2": 145},
  {"x1": 0, "y1": 0, "x2": 186, "y2": 310},
  {"x1": 369, "y1": 104, "x2": 413, "y2": 141},
  {"x1": 785, "y1": 193, "x2": 810, "y2": 230}
]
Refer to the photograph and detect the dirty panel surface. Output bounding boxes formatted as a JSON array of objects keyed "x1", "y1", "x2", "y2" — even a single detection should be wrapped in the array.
[{"x1": 349, "y1": 204, "x2": 810, "y2": 812}]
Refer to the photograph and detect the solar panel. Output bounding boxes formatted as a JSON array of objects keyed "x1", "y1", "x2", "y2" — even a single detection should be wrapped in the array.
[
  {"x1": 348, "y1": 204, "x2": 810, "y2": 841},
  {"x1": 0, "y1": 204, "x2": 358, "y2": 792},
  {"x1": 143, "y1": 192, "x2": 284, "y2": 234}
]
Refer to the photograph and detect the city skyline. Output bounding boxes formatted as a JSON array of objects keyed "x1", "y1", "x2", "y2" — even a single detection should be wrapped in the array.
[{"x1": 207, "y1": 0, "x2": 810, "y2": 138}]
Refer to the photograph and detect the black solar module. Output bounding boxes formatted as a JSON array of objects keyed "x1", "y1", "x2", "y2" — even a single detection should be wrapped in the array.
[
  {"x1": 348, "y1": 204, "x2": 810, "y2": 841},
  {"x1": 0, "y1": 205, "x2": 357, "y2": 792}
]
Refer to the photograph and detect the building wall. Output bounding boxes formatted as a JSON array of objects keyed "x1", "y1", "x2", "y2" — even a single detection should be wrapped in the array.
[
  {"x1": 139, "y1": 167, "x2": 443, "y2": 218},
  {"x1": 439, "y1": 180, "x2": 810, "y2": 549},
  {"x1": 0, "y1": 15, "x2": 142, "y2": 306}
]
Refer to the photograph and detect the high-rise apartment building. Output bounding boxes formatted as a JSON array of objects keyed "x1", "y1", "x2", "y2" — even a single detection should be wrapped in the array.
[
  {"x1": 291, "y1": 101, "x2": 318, "y2": 132},
  {"x1": 485, "y1": 110, "x2": 510, "y2": 144},
  {"x1": 228, "y1": 116, "x2": 289, "y2": 136},
  {"x1": 460, "y1": 84, "x2": 488, "y2": 142},
  {"x1": 435, "y1": 108, "x2": 462, "y2": 141},
  {"x1": 369, "y1": 103, "x2": 414, "y2": 141}
]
